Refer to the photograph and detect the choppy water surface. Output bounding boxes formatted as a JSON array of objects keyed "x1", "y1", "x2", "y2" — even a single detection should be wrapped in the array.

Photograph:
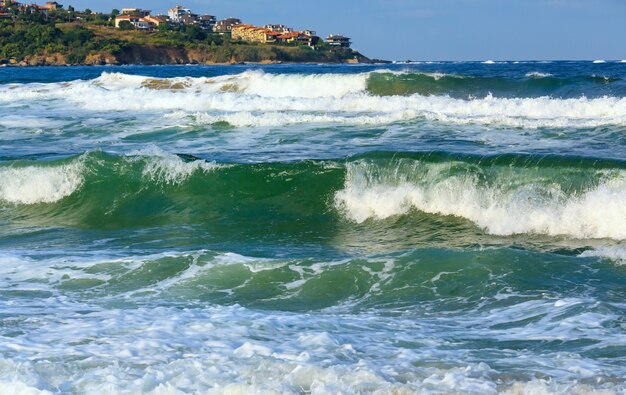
[{"x1": 1, "y1": 61, "x2": 625, "y2": 394}]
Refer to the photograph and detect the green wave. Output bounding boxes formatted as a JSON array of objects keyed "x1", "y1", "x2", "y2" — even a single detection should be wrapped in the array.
[
  {"x1": 1, "y1": 151, "x2": 625, "y2": 242},
  {"x1": 366, "y1": 72, "x2": 623, "y2": 98},
  {"x1": 16, "y1": 247, "x2": 623, "y2": 312}
]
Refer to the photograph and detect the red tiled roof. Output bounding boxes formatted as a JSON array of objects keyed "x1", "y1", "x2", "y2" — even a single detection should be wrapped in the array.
[{"x1": 278, "y1": 32, "x2": 301, "y2": 39}]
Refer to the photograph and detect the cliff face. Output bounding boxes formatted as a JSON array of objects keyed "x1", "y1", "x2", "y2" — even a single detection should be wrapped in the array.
[{"x1": 19, "y1": 45, "x2": 368, "y2": 66}]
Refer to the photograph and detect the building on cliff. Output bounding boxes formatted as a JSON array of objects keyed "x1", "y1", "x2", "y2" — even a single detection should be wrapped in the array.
[
  {"x1": 196, "y1": 14, "x2": 216, "y2": 30},
  {"x1": 263, "y1": 24, "x2": 292, "y2": 34},
  {"x1": 44, "y1": 1, "x2": 60, "y2": 9},
  {"x1": 233, "y1": 24, "x2": 320, "y2": 47},
  {"x1": 115, "y1": 14, "x2": 158, "y2": 30},
  {"x1": 167, "y1": 5, "x2": 191, "y2": 23},
  {"x1": 121, "y1": 8, "x2": 150, "y2": 17},
  {"x1": 231, "y1": 24, "x2": 280, "y2": 43},
  {"x1": 326, "y1": 34, "x2": 351, "y2": 48},
  {"x1": 213, "y1": 17, "x2": 241, "y2": 34},
  {"x1": 167, "y1": 5, "x2": 215, "y2": 30}
]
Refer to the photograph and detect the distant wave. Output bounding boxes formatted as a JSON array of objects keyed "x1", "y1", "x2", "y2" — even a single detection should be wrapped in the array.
[
  {"x1": 525, "y1": 72, "x2": 553, "y2": 78},
  {"x1": 0, "y1": 71, "x2": 625, "y2": 130}
]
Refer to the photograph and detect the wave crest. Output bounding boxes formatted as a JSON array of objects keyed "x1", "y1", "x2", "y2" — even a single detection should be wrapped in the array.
[
  {"x1": 2, "y1": 71, "x2": 626, "y2": 129},
  {"x1": 335, "y1": 159, "x2": 626, "y2": 240},
  {"x1": 0, "y1": 159, "x2": 85, "y2": 205}
]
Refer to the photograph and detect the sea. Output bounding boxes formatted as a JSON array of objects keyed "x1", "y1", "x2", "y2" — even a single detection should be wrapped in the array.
[{"x1": 0, "y1": 61, "x2": 625, "y2": 394}]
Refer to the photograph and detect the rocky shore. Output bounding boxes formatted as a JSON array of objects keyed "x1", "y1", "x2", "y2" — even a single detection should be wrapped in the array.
[{"x1": 4, "y1": 44, "x2": 373, "y2": 66}]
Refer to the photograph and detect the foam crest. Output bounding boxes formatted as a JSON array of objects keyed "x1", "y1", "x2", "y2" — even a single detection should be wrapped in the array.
[
  {"x1": 168, "y1": 94, "x2": 626, "y2": 129},
  {"x1": 525, "y1": 71, "x2": 554, "y2": 78},
  {"x1": 580, "y1": 246, "x2": 626, "y2": 264},
  {"x1": 3, "y1": 71, "x2": 626, "y2": 129},
  {"x1": 335, "y1": 160, "x2": 626, "y2": 240},
  {"x1": 130, "y1": 146, "x2": 221, "y2": 185},
  {"x1": 0, "y1": 159, "x2": 84, "y2": 205},
  {"x1": 232, "y1": 70, "x2": 368, "y2": 98},
  {"x1": 95, "y1": 70, "x2": 368, "y2": 98}
]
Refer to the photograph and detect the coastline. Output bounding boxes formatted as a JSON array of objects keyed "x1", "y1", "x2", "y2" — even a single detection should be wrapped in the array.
[{"x1": 0, "y1": 43, "x2": 379, "y2": 67}]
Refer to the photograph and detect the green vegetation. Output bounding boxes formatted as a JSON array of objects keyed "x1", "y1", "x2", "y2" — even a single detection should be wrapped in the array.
[{"x1": 0, "y1": 6, "x2": 367, "y2": 65}]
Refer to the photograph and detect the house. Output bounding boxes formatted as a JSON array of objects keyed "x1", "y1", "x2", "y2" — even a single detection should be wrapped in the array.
[
  {"x1": 143, "y1": 15, "x2": 163, "y2": 27},
  {"x1": 0, "y1": 6, "x2": 10, "y2": 17},
  {"x1": 276, "y1": 31, "x2": 300, "y2": 43},
  {"x1": 115, "y1": 14, "x2": 153, "y2": 30},
  {"x1": 197, "y1": 14, "x2": 216, "y2": 30},
  {"x1": 168, "y1": 5, "x2": 191, "y2": 23},
  {"x1": 152, "y1": 14, "x2": 170, "y2": 24},
  {"x1": 231, "y1": 24, "x2": 281, "y2": 43},
  {"x1": 326, "y1": 34, "x2": 351, "y2": 48},
  {"x1": 297, "y1": 33, "x2": 320, "y2": 47},
  {"x1": 44, "y1": 1, "x2": 61, "y2": 10},
  {"x1": 179, "y1": 13, "x2": 198, "y2": 26},
  {"x1": 18, "y1": 3, "x2": 47, "y2": 12},
  {"x1": 121, "y1": 8, "x2": 150, "y2": 17},
  {"x1": 213, "y1": 17, "x2": 241, "y2": 34},
  {"x1": 263, "y1": 24, "x2": 292, "y2": 34}
]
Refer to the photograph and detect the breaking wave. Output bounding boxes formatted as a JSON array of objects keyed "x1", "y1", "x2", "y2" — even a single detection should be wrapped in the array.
[
  {"x1": 2, "y1": 151, "x2": 626, "y2": 241},
  {"x1": 0, "y1": 158, "x2": 85, "y2": 204},
  {"x1": 1, "y1": 71, "x2": 625, "y2": 129},
  {"x1": 334, "y1": 156, "x2": 626, "y2": 240}
]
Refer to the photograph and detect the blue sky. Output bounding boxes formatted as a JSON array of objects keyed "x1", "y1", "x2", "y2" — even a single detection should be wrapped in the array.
[{"x1": 65, "y1": 0, "x2": 626, "y2": 60}]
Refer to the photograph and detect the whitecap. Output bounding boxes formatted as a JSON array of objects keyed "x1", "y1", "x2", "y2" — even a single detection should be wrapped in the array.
[
  {"x1": 525, "y1": 71, "x2": 553, "y2": 78},
  {"x1": 334, "y1": 161, "x2": 626, "y2": 240},
  {"x1": 0, "y1": 159, "x2": 84, "y2": 205}
]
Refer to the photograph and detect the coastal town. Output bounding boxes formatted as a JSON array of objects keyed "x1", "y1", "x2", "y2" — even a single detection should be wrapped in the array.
[{"x1": 0, "y1": 1, "x2": 352, "y2": 49}]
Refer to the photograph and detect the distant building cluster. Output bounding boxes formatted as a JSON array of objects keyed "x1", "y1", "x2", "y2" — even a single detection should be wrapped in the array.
[
  {"x1": 231, "y1": 24, "x2": 320, "y2": 47},
  {"x1": 114, "y1": 4, "x2": 351, "y2": 48},
  {"x1": 0, "y1": 1, "x2": 353, "y2": 49},
  {"x1": 1, "y1": 0, "x2": 62, "y2": 16}
]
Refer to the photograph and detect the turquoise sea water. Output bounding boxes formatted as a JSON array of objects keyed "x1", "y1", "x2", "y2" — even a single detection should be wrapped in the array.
[{"x1": 0, "y1": 61, "x2": 625, "y2": 394}]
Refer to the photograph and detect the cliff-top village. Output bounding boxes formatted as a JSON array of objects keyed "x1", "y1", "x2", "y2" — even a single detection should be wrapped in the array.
[{"x1": 0, "y1": 1, "x2": 352, "y2": 49}]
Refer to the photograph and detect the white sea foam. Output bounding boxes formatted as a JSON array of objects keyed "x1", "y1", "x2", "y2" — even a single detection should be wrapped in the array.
[
  {"x1": 593, "y1": 60, "x2": 606, "y2": 64},
  {"x1": 0, "y1": 299, "x2": 622, "y2": 395},
  {"x1": 0, "y1": 246, "x2": 624, "y2": 393},
  {"x1": 2, "y1": 71, "x2": 626, "y2": 129},
  {"x1": 0, "y1": 159, "x2": 84, "y2": 205},
  {"x1": 525, "y1": 71, "x2": 554, "y2": 78},
  {"x1": 482, "y1": 60, "x2": 496, "y2": 64},
  {"x1": 580, "y1": 246, "x2": 626, "y2": 264},
  {"x1": 95, "y1": 70, "x2": 368, "y2": 98},
  {"x1": 335, "y1": 161, "x2": 626, "y2": 240},
  {"x1": 166, "y1": 94, "x2": 626, "y2": 129},
  {"x1": 130, "y1": 146, "x2": 221, "y2": 185}
]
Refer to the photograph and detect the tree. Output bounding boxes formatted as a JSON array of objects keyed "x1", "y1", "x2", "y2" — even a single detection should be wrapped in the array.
[
  {"x1": 111, "y1": 9, "x2": 120, "y2": 16},
  {"x1": 118, "y1": 20, "x2": 134, "y2": 31},
  {"x1": 157, "y1": 22, "x2": 172, "y2": 32},
  {"x1": 84, "y1": 8, "x2": 92, "y2": 15},
  {"x1": 67, "y1": 5, "x2": 74, "y2": 12}
]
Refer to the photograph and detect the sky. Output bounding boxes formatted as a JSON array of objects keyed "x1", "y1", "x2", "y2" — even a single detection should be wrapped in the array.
[{"x1": 63, "y1": 0, "x2": 626, "y2": 61}]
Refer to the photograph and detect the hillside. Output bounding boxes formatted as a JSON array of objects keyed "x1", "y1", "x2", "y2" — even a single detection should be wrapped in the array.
[{"x1": 0, "y1": 18, "x2": 370, "y2": 66}]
